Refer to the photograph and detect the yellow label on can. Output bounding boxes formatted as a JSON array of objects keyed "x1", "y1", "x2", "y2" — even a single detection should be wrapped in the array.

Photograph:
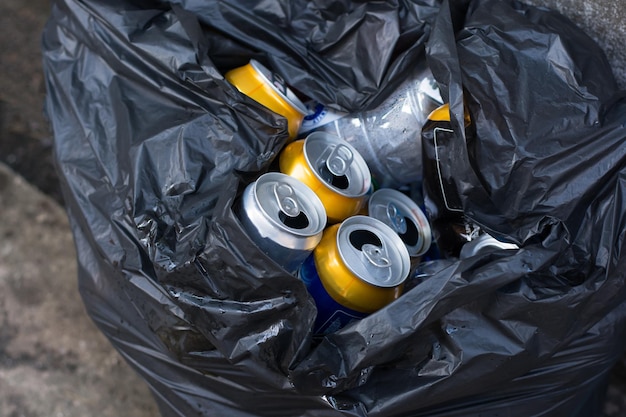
[
  {"x1": 279, "y1": 140, "x2": 366, "y2": 223},
  {"x1": 225, "y1": 60, "x2": 306, "y2": 141},
  {"x1": 427, "y1": 103, "x2": 472, "y2": 126},
  {"x1": 313, "y1": 224, "x2": 403, "y2": 314}
]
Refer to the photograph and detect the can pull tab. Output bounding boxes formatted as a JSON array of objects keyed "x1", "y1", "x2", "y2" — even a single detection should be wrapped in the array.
[
  {"x1": 325, "y1": 144, "x2": 353, "y2": 177},
  {"x1": 317, "y1": 144, "x2": 353, "y2": 188},
  {"x1": 361, "y1": 243, "x2": 391, "y2": 268},
  {"x1": 274, "y1": 182, "x2": 300, "y2": 217},
  {"x1": 386, "y1": 203, "x2": 407, "y2": 234}
]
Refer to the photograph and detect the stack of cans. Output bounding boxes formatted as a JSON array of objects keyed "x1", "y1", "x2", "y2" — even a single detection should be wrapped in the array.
[
  {"x1": 227, "y1": 60, "x2": 437, "y2": 335},
  {"x1": 234, "y1": 131, "x2": 434, "y2": 335}
]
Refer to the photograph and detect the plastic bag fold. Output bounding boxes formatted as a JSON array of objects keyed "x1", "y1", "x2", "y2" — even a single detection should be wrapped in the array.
[{"x1": 42, "y1": 0, "x2": 626, "y2": 415}]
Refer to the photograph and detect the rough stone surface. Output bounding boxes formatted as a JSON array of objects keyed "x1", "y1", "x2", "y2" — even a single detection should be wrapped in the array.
[
  {"x1": 0, "y1": 0, "x2": 63, "y2": 206},
  {"x1": 0, "y1": 164, "x2": 160, "y2": 417}
]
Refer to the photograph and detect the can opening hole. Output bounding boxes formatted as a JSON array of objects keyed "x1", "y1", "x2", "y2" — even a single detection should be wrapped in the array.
[
  {"x1": 278, "y1": 210, "x2": 310, "y2": 229},
  {"x1": 349, "y1": 230, "x2": 382, "y2": 251},
  {"x1": 329, "y1": 174, "x2": 349, "y2": 189},
  {"x1": 318, "y1": 164, "x2": 350, "y2": 190},
  {"x1": 399, "y1": 217, "x2": 419, "y2": 246}
]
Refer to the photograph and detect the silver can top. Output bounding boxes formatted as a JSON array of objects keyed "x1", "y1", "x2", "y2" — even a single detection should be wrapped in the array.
[
  {"x1": 249, "y1": 59, "x2": 308, "y2": 116},
  {"x1": 368, "y1": 188, "x2": 432, "y2": 257},
  {"x1": 303, "y1": 131, "x2": 371, "y2": 198},
  {"x1": 336, "y1": 216, "x2": 410, "y2": 288},
  {"x1": 249, "y1": 172, "x2": 327, "y2": 238}
]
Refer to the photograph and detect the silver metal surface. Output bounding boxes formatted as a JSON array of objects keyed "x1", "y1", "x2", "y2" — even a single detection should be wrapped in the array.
[
  {"x1": 303, "y1": 131, "x2": 371, "y2": 198},
  {"x1": 239, "y1": 172, "x2": 326, "y2": 272},
  {"x1": 368, "y1": 188, "x2": 432, "y2": 257},
  {"x1": 249, "y1": 59, "x2": 308, "y2": 116},
  {"x1": 459, "y1": 233, "x2": 519, "y2": 259},
  {"x1": 336, "y1": 216, "x2": 410, "y2": 288}
]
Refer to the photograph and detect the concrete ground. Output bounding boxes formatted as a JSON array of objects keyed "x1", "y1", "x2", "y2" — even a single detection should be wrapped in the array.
[
  {"x1": 1, "y1": 0, "x2": 625, "y2": 416},
  {"x1": 0, "y1": 163, "x2": 159, "y2": 417}
]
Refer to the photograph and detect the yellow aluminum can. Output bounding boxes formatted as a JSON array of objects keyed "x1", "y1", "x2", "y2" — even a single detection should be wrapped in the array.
[
  {"x1": 279, "y1": 132, "x2": 371, "y2": 224},
  {"x1": 225, "y1": 59, "x2": 307, "y2": 141},
  {"x1": 311, "y1": 216, "x2": 409, "y2": 314}
]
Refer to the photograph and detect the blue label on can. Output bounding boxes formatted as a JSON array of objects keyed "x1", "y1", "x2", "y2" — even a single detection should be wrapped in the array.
[
  {"x1": 303, "y1": 102, "x2": 327, "y2": 123},
  {"x1": 299, "y1": 101, "x2": 347, "y2": 134},
  {"x1": 299, "y1": 255, "x2": 366, "y2": 335}
]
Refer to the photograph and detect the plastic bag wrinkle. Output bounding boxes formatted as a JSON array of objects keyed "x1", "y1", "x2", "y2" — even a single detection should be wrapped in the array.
[
  {"x1": 42, "y1": 0, "x2": 626, "y2": 415},
  {"x1": 162, "y1": 0, "x2": 441, "y2": 111}
]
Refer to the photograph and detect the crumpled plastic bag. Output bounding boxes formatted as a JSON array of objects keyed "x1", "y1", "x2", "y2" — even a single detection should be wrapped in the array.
[
  {"x1": 41, "y1": 0, "x2": 626, "y2": 415},
  {"x1": 159, "y1": 0, "x2": 441, "y2": 112}
]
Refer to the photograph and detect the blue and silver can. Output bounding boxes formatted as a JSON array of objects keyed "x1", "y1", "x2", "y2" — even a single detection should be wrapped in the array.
[{"x1": 237, "y1": 172, "x2": 327, "y2": 273}]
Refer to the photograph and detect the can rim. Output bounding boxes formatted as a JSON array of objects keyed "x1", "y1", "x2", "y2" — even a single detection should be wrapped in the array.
[
  {"x1": 336, "y1": 216, "x2": 409, "y2": 288},
  {"x1": 251, "y1": 172, "x2": 327, "y2": 237},
  {"x1": 249, "y1": 59, "x2": 308, "y2": 116},
  {"x1": 302, "y1": 132, "x2": 372, "y2": 198}
]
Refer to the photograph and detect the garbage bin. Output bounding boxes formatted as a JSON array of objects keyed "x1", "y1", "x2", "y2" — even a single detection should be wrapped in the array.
[{"x1": 42, "y1": 0, "x2": 626, "y2": 415}]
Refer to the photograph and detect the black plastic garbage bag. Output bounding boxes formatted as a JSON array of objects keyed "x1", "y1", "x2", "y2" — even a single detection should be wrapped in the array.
[
  {"x1": 41, "y1": 0, "x2": 626, "y2": 416},
  {"x1": 158, "y1": 0, "x2": 442, "y2": 112}
]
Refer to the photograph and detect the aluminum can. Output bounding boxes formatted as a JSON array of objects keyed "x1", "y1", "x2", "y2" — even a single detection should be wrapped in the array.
[
  {"x1": 298, "y1": 215, "x2": 410, "y2": 335},
  {"x1": 298, "y1": 60, "x2": 444, "y2": 188},
  {"x1": 459, "y1": 233, "x2": 519, "y2": 259},
  {"x1": 236, "y1": 172, "x2": 327, "y2": 273},
  {"x1": 279, "y1": 131, "x2": 371, "y2": 224},
  {"x1": 367, "y1": 188, "x2": 432, "y2": 266},
  {"x1": 225, "y1": 59, "x2": 307, "y2": 141}
]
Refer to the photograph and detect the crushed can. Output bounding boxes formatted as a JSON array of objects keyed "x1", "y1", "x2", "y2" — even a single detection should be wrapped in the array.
[
  {"x1": 236, "y1": 172, "x2": 327, "y2": 273},
  {"x1": 459, "y1": 232, "x2": 519, "y2": 259},
  {"x1": 298, "y1": 215, "x2": 410, "y2": 335},
  {"x1": 279, "y1": 131, "x2": 371, "y2": 224},
  {"x1": 225, "y1": 59, "x2": 308, "y2": 141}
]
